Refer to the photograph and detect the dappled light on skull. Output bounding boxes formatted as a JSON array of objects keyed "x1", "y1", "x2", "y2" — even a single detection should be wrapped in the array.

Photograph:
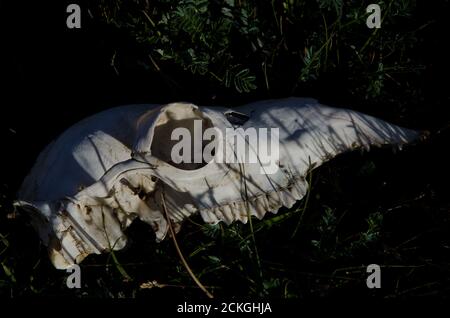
[{"x1": 14, "y1": 98, "x2": 422, "y2": 269}]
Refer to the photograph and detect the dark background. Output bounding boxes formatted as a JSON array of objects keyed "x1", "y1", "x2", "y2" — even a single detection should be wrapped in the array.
[{"x1": 0, "y1": 0, "x2": 449, "y2": 300}]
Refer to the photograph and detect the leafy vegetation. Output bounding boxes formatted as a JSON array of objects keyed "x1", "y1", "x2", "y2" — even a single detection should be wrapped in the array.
[{"x1": 92, "y1": 0, "x2": 435, "y2": 107}]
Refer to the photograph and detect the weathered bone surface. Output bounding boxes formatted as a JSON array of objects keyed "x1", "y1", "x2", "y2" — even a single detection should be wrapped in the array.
[{"x1": 16, "y1": 98, "x2": 420, "y2": 269}]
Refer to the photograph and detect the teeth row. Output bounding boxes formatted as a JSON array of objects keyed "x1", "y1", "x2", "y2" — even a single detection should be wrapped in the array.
[
  {"x1": 51, "y1": 214, "x2": 101, "y2": 268},
  {"x1": 199, "y1": 177, "x2": 308, "y2": 225},
  {"x1": 49, "y1": 176, "x2": 308, "y2": 268},
  {"x1": 50, "y1": 200, "x2": 136, "y2": 269}
]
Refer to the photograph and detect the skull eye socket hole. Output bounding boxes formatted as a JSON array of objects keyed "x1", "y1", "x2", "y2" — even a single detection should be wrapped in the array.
[{"x1": 150, "y1": 106, "x2": 217, "y2": 170}]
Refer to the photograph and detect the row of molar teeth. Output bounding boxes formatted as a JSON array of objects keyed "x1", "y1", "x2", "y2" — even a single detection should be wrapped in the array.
[
  {"x1": 54, "y1": 215, "x2": 93, "y2": 267},
  {"x1": 198, "y1": 176, "x2": 308, "y2": 226}
]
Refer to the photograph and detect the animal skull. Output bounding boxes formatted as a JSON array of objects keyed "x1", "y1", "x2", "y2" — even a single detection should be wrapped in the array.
[{"x1": 16, "y1": 98, "x2": 421, "y2": 269}]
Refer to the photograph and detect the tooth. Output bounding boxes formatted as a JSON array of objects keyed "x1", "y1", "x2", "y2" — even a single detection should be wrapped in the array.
[
  {"x1": 280, "y1": 190, "x2": 295, "y2": 208},
  {"x1": 220, "y1": 205, "x2": 234, "y2": 224},
  {"x1": 267, "y1": 192, "x2": 280, "y2": 210},
  {"x1": 230, "y1": 202, "x2": 244, "y2": 222},
  {"x1": 200, "y1": 209, "x2": 218, "y2": 224}
]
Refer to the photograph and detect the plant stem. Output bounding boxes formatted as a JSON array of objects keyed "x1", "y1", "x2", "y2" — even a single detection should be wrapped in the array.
[{"x1": 160, "y1": 192, "x2": 214, "y2": 298}]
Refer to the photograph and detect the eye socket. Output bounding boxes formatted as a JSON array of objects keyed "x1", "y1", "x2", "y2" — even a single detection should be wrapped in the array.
[
  {"x1": 224, "y1": 111, "x2": 250, "y2": 126},
  {"x1": 151, "y1": 110, "x2": 215, "y2": 170}
]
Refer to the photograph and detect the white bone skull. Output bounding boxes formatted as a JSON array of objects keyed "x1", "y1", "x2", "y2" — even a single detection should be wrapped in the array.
[{"x1": 15, "y1": 98, "x2": 420, "y2": 269}]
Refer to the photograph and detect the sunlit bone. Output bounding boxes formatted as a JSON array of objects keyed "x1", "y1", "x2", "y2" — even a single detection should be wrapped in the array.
[{"x1": 15, "y1": 98, "x2": 422, "y2": 269}]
